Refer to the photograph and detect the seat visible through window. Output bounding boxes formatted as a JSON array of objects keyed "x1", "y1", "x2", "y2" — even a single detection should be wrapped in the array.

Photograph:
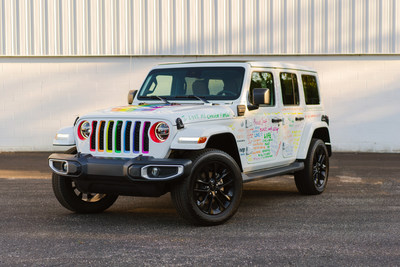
[{"x1": 192, "y1": 80, "x2": 209, "y2": 96}]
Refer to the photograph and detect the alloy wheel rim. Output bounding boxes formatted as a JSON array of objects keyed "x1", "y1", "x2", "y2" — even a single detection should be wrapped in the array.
[
  {"x1": 312, "y1": 147, "x2": 327, "y2": 189},
  {"x1": 71, "y1": 181, "x2": 106, "y2": 202},
  {"x1": 193, "y1": 161, "x2": 235, "y2": 215}
]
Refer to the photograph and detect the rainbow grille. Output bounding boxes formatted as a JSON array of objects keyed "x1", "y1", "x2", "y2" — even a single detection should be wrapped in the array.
[{"x1": 89, "y1": 120, "x2": 151, "y2": 154}]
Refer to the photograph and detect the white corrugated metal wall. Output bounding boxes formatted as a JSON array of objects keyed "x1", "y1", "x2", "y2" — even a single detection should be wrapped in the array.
[
  {"x1": 1, "y1": 0, "x2": 399, "y2": 56},
  {"x1": 1, "y1": 0, "x2": 400, "y2": 152}
]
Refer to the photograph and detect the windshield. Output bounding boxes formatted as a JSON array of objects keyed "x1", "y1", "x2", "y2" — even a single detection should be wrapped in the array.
[{"x1": 137, "y1": 67, "x2": 245, "y2": 101}]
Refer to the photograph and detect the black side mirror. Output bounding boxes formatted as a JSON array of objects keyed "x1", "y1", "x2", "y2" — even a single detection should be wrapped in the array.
[
  {"x1": 128, "y1": 90, "x2": 138, "y2": 104},
  {"x1": 252, "y1": 88, "x2": 271, "y2": 105}
]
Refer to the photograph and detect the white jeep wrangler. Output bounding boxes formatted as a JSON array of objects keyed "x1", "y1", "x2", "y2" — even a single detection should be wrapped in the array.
[{"x1": 49, "y1": 61, "x2": 331, "y2": 225}]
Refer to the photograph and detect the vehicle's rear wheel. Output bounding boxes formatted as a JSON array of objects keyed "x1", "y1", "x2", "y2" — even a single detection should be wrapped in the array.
[
  {"x1": 171, "y1": 149, "x2": 242, "y2": 226},
  {"x1": 295, "y1": 138, "x2": 329, "y2": 195},
  {"x1": 51, "y1": 146, "x2": 118, "y2": 213}
]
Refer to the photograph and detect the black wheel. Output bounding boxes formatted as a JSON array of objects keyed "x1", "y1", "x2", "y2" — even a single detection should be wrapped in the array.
[
  {"x1": 171, "y1": 149, "x2": 243, "y2": 226},
  {"x1": 51, "y1": 147, "x2": 118, "y2": 213},
  {"x1": 295, "y1": 138, "x2": 329, "y2": 195},
  {"x1": 52, "y1": 173, "x2": 118, "y2": 213}
]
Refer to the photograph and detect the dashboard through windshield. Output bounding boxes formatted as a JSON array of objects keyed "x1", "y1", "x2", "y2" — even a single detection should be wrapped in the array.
[{"x1": 137, "y1": 67, "x2": 245, "y2": 101}]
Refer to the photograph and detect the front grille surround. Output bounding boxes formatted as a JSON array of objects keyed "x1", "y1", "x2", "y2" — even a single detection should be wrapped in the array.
[{"x1": 86, "y1": 119, "x2": 165, "y2": 156}]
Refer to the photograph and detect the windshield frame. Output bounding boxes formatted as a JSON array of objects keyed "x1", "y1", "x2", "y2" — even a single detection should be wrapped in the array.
[{"x1": 137, "y1": 66, "x2": 246, "y2": 102}]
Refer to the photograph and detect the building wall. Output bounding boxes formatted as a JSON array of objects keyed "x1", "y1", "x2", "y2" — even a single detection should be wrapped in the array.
[
  {"x1": 1, "y1": 55, "x2": 399, "y2": 152},
  {"x1": 1, "y1": 0, "x2": 399, "y2": 56},
  {"x1": 0, "y1": 0, "x2": 399, "y2": 152}
]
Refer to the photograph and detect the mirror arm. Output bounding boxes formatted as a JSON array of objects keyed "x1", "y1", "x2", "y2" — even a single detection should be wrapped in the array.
[
  {"x1": 247, "y1": 104, "x2": 259, "y2": 111},
  {"x1": 128, "y1": 90, "x2": 138, "y2": 104}
]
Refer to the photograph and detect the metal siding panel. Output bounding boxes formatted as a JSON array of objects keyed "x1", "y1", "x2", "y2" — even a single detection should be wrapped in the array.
[
  {"x1": 382, "y1": 0, "x2": 391, "y2": 53},
  {"x1": 187, "y1": 0, "x2": 196, "y2": 54},
  {"x1": 354, "y1": 0, "x2": 363, "y2": 54},
  {"x1": 230, "y1": 0, "x2": 239, "y2": 54},
  {"x1": 314, "y1": 0, "x2": 323, "y2": 54},
  {"x1": 285, "y1": 0, "x2": 294, "y2": 54},
  {"x1": 393, "y1": 0, "x2": 400, "y2": 54},
  {"x1": 267, "y1": 0, "x2": 273, "y2": 54},
  {"x1": 1, "y1": 0, "x2": 400, "y2": 56},
  {"x1": 272, "y1": 0, "x2": 280, "y2": 54},
  {"x1": 0, "y1": 0, "x2": 4, "y2": 54}
]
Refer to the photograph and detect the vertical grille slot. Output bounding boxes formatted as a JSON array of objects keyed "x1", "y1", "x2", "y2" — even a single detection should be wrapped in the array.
[
  {"x1": 98, "y1": 121, "x2": 106, "y2": 151},
  {"x1": 90, "y1": 119, "x2": 151, "y2": 155},
  {"x1": 124, "y1": 121, "x2": 132, "y2": 152},
  {"x1": 107, "y1": 121, "x2": 114, "y2": 152},
  {"x1": 90, "y1": 121, "x2": 98, "y2": 151},
  {"x1": 115, "y1": 121, "x2": 123, "y2": 153},
  {"x1": 142, "y1": 121, "x2": 151, "y2": 153},
  {"x1": 133, "y1": 121, "x2": 141, "y2": 153}
]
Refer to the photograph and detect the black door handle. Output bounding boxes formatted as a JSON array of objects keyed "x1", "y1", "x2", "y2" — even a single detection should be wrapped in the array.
[
  {"x1": 272, "y1": 118, "x2": 282, "y2": 123},
  {"x1": 295, "y1": 117, "x2": 304, "y2": 121}
]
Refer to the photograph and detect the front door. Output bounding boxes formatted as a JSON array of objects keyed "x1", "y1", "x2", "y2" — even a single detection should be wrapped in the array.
[{"x1": 245, "y1": 71, "x2": 284, "y2": 170}]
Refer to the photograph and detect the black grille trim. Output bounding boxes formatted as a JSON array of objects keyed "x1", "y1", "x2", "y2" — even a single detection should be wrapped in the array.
[
  {"x1": 90, "y1": 121, "x2": 98, "y2": 151},
  {"x1": 115, "y1": 121, "x2": 123, "y2": 153},
  {"x1": 107, "y1": 121, "x2": 114, "y2": 152},
  {"x1": 99, "y1": 121, "x2": 105, "y2": 151},
  {"x1": 124, "y1": 121, "x2": 132, "y2": 152},
  {"x1": 142, "y1": 121, "x2": 151, "y2": 153},
  {"x1": 133, "y1": 121, "x2": 141, "y2": 153}
]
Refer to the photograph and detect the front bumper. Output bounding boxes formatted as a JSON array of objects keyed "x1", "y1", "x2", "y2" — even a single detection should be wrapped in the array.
[
  {"x1": 49, "y1": 153, "x2": 192, "y2": 182},
  {"x1": 48, "y1": 153, "x2": 192, "y2": 196}
]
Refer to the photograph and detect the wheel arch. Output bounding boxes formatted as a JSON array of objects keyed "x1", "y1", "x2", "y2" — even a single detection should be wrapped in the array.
[
  {"x1": 205, "y1": 133, "x2": 243, "y2": 172},
  {"x1": 170, "y1": 132, "x2": 243, "y2": 172},
  {"x1": 297, "y1": 122, "x2": 332, "y2": 160},
  {"x1": 312, "y1": 127, "x2": 332, "y2": 157}
]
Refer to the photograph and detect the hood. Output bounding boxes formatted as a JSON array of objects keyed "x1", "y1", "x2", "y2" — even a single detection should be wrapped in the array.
[{"x1": 81, "y1": 103, "x2": 235, "y2": 124}]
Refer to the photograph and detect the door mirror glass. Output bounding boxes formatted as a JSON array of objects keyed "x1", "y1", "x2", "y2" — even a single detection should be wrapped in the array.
[{"x1": 252, "y1": 88, "x2": 271, "y2": 105}]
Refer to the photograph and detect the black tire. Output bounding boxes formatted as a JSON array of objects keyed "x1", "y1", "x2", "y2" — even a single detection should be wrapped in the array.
[
  {"x1": 51, "y1": 146, "x2": 118, "y2": 213},
  {"x1": 171, "y1": 149, "x2": 243, "y2": 226},
  {"x1": 295, "y1": 138, "x2": 329, "y2": 195}
]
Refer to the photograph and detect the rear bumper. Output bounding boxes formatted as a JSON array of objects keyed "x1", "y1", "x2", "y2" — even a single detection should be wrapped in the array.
[{"x1": 49, "y1": 153, "x2": 192, "y2": 182}]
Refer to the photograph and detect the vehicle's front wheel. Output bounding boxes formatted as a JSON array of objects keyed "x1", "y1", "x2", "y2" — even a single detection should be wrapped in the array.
[
  {"x1": 52, "y1": 146, "x2": 118, "y2": 213},
  {"x1": 52, "y1": 173, "x2": 118, "y2": 213},
  {"x1": 171, "y1": 149, "x2": 243, "y2": 226},
  {"x1": 294, "y1": 138, "x2": 329, "y2": 195}
]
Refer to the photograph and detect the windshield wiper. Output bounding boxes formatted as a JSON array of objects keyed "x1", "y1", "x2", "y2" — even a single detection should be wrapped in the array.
[
  {"x1": 140, "y1": 95, "x2": 170, "y2": 104},
  {"x1": 175, "y1": 95, "x2": 209, "y2": 104}
]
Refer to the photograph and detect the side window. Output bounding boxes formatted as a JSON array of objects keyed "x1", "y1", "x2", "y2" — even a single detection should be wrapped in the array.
[
  {"x1": 280, "y1": 72, "x2": 299, "y2": 106},
  {"x1": 250, "y1": 72, "x2": 275, "y2": 106},
  {"x1": 302, "y1": 75, "x2": 320, "y2": 105}
]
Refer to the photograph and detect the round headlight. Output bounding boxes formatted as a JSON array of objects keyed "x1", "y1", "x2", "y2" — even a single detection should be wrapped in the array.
[
  {"x1": 78, "y1": 121, "x2": 91, "y2": 140},
  {"x1": 150, "y1": 122, "x2": 170, "y2": 143}
]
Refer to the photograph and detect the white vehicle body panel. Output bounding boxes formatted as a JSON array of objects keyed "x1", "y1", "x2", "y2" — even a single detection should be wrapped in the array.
[
  {"x1": 57, "y1": 61, "x2": 329, "y2": 175},
  {"x1": 53, "y1": 126, "x2": 76, "y2": 146}
]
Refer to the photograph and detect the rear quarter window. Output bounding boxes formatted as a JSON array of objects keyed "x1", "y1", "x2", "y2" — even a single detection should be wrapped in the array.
[{"x1": 302, "y1": 75, "x2": 320, "y2": 105}]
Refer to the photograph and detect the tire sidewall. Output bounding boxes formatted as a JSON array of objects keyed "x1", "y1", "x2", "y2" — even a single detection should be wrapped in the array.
[
  {"x1": 52, "y1": 147, "x2": 118, "y2": 213},
  {"x1": 174, "y1": 149, "x2": 243, "y2": 225},
  {"x1": 52, "y1": 173, "x2": 118, "y2": 213},
  {"x1": 305, "y1": 139, "x2": 329, "y2": 194}
]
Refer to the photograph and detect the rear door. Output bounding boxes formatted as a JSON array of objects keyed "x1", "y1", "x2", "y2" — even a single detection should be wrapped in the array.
[{"x1": 279, "y1": 72, "x2": 306, "y2": 160}]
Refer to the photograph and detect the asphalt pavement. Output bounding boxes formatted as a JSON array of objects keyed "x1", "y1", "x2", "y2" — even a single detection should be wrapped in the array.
[{"x1": 0, "y1": 152, "x2": 399, "y2": 266}]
